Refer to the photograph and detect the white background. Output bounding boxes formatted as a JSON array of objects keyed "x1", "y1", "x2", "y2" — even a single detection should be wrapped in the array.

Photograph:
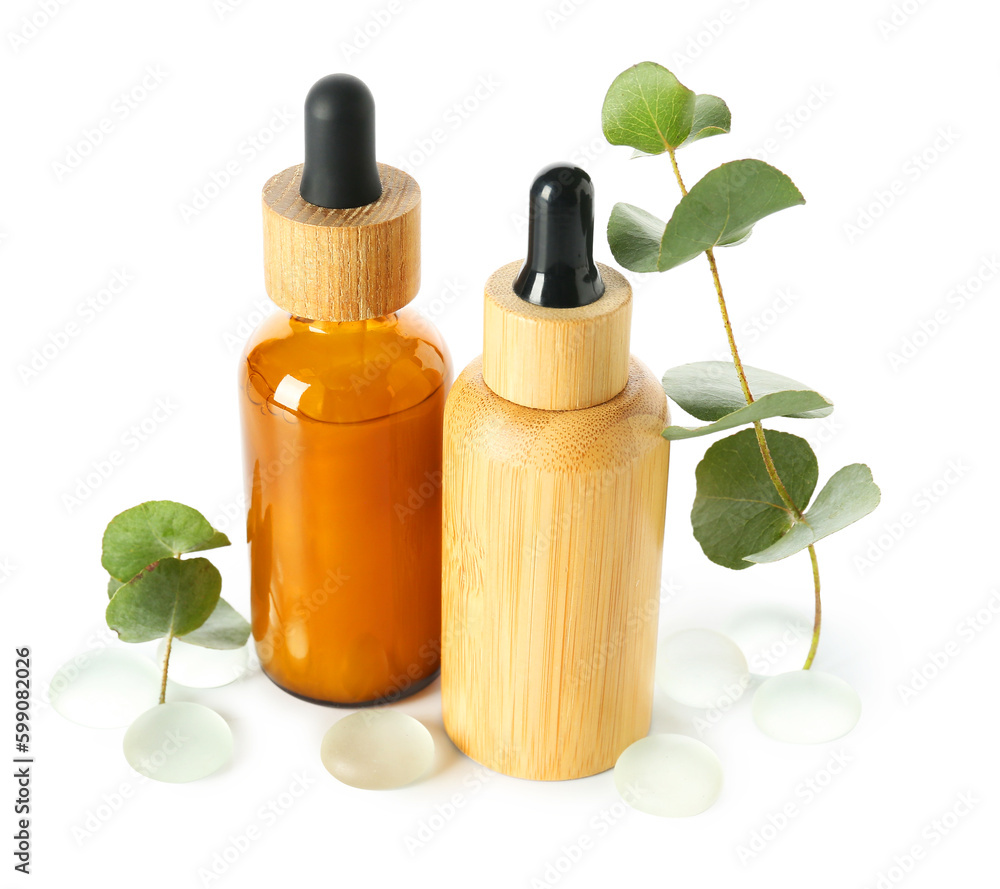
[{"x1": 2, "y1": 0, "x2": 997, "y2": 886}]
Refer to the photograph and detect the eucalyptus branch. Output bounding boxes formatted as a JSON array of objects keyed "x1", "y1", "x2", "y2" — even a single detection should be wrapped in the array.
[
  {"x1": 603, "y1": 62, "x2": 880, "y2": 679},
  {"x1": 103, "y1": 501, "x2": 252, "y2": 694},
  {"x1": 666, "y1": 146, "x2": 820, "y2": 668}
]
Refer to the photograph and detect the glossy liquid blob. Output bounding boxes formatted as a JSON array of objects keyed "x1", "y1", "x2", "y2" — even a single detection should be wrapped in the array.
[
  {"x1": 240, "y1": 310, "x2": 451, "y2": 705},
  {"x1": 656, "y1": 628, "x2": 750, "y2": 709},
  {"x1": 614, "y1": 734, "x2": 724, "y2": 817},
  {"x1": 49, "y1": 648, "x2": 162, "y2": 728},
  {"x1": 123, "y1": 702, "x2": 232, "y2": 783},
  {"x1": 753, "y1": 670, "x2": 861, "y2": 743},
  {"x1": 320, "y1": 710, "x2": 434, "y2": 790}
]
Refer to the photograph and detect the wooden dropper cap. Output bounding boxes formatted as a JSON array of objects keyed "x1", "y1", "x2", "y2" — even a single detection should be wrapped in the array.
[
  {"x1": 261, "y1": 74, "x2": 420, "y2": 322},
  {"x1": 482, "y1": 163, "x2": 632, "y2": 411}
]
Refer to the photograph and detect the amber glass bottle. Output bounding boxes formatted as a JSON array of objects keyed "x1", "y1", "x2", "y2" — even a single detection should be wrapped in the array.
[{"x1": 239, "y1": 75, "x2": 451, "y2": 705}]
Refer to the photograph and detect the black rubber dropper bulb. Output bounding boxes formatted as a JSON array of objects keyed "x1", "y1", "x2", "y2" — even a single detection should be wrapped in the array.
[
  {"x1": 299, "y1": 74, "x2": 383, "y2": 210},
  {"x1": 512, "y1": 163, "x2": 605, "y2": 308}
]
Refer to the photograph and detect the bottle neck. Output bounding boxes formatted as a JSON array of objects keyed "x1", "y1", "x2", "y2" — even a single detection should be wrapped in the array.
[
  {"x1": 288, "y1": 311, "x2": 401, "y2": 333},
  {"x1": 482, "y1": 262, "x2": 632, "y2": 411}
]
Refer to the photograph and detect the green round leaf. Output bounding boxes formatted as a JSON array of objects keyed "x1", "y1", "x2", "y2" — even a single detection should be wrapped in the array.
[
  {"x1": 663, "y1": 391, "x2": 832, "y2": 441},
  {"x1": 663, "y1": 362, "x2": 833, "y2": 422},
  {"x1": 102, "y1": 500, "x2": 230, "y2": 582},
  {"x1": 661, "y1": 361, "x2": 834, "y2": 439},
  {"x1": 658, "y1": 160, "x2": 805, "y2": 272},
  {"x1": 106, "y1": 557, "x2": 222, "y2": 643},
  {"x1": 608, "y1": 203, "x2": 666, "y2": 273},
  {"x1": 179, "y1": 598, "x2": 251, "y2": 650},
  {"x1": 678, "y1": 94, "x2": 731, "y2": 148},
  {"x1": 745, "y1": 464, "x2": 881, "y2": 563},
  {"x1": 602, "y1": 62, "x2": 696, "y2": 154},
  {"x1": 692, "y1": 429, "x2": 818, "y2": 570}
]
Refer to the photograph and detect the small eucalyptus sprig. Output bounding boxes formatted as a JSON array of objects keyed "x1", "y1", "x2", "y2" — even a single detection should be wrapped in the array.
[
  {"x1": 601, "y1": 62, "x2": 881, "y2": 669},
  {"x1": 103, "y1": 501, "x2": 251, "y2": 703}
]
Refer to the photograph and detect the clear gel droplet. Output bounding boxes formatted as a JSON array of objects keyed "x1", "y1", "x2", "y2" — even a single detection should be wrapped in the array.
[
  {"x1": 614, "y1": 734, "x2": 724, "y2": 817},
  {"x1": 656, "y1": 628, "x2": 750, "y2": 708},
  {"x1": 156, "y1": 638, "x2": 249, "y2": 688},
  {"x1": 123, "y1": 702, "x2": 233, "y2": 783},
  {"x1": 320, "y1": 710, "x2": 434, "y2": 790},
  {"x1": 49, "y1": 648, "x2": 161, "y2": 728},
  {"x1": 753, "y1": 670, "x2": 861, "y2": 743}
]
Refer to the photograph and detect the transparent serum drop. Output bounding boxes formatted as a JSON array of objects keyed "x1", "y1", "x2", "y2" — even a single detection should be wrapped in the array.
[
  {"x1": 320, "y1": 710, "x2": 434, "y2": 790},
  {"x1": 155, "y1": 637, "x2": 249, "y2": 689},
  {"x1": 656, "y1": 628, "x2": 750, "y2": 708},
  {"x1": 614, "y1": 734, "x2": 724, "y2": 817},
  {"x1": 123, "y1": 702, "x2": 233, "y2": 783},
  {"x1": 49, "y1": 648, "x2": 161, "y2": 728},
  {"x1": 753, "y1": 670, "x2": 861, "y2": 743}
]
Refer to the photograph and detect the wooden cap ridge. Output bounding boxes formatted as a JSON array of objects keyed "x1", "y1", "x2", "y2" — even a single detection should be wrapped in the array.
[
  {"x1": 482, "y1": 260, "x2": 633, "y2": 411},
  {"x1": 261, "y1": 162, "x2": 421, "y2": 322}
]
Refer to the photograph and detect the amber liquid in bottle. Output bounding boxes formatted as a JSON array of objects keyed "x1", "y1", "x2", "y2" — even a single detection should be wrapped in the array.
[{"x1": 239, "y1": 309, "x2": 451, "y2": 704}]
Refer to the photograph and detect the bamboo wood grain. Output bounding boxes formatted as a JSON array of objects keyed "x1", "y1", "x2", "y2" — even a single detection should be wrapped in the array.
[
  {"x1": 482, "y1": 262, "x2": 632, "y2": 410},
  {"x1": 441, "y1": 357, "x2": 670, "y2": 780},
  {"x1": 262, "y1": 162, "x2": 420, "y2": 322}
]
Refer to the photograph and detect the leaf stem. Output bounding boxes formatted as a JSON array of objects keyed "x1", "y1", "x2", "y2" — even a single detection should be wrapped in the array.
[
  {"x1": 159, "y1": 632, "x2": 173, "y2": 705},
  {"x1": 704, "y1": 246, "x2": 802, "y2": 517},
  {"x1": 667, "y1": 148, "x2": 688, "y2": 195},
  {"x1": 668, "y1": 147, "x2": 819, "y2": 667},
  {"x1": 802, "y1": 545, "x2": 822, "y2": 669},
  {"x1": 705, "y1": 248, "x2": 753, "y2": 405},
  {"x1": 751, "y1": 422, "x2": 802, "y2": 518}
]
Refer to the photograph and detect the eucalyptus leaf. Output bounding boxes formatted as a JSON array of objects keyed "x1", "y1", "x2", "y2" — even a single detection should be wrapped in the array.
[
  {"x1": 657, "y1": 160, "x2": 804, "y2": 272},
  {"x1": 661, "y1": 361, "x2": 833, "y2": 439},
  {"x1": 201, "y1": 529, "x2": 231, "y2": 551},
  {"x1": 602, "y1": 62, "x2": 696, "y2": 154},
  {"x1": 717, "y1": 228, "x2": 754, "y2": 248},
  {"x1": 607, "y1": 203, "x2": 666, "y2": 273},
  {"x1": 663, "y1": 362, "x2": 833, "y2": 421},
  {"x1": 107, "y1": 575, "x2": 122, "y2": 598},
  {"x1": 106, "y1": 557, "x2": 222, "y2": 644},
  {"x1": 606, "y1": 161, "x2": 804, "y2": 274},
  {"x1": 692, "y1": 429, "x2": 817, "y2": 570},
  {"x1": 745, "y1": 464, "x2": 881, "y2": 563},
  {"x1": 102, "y1": 501, "x2": 230, "y2": 582},
  {"x1": 678, "y1": 94, "x2": 731, "y2": 147},
  {"x1": 663, "y1": 391, "x2": 833, "y2": 440},
  {"x1": 179, "y1": 597, "x2": 251, "y2": 650}
]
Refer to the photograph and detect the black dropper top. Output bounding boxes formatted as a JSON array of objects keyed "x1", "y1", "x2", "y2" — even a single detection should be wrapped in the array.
[
  {"x1": 299, "y1": 74, "x2": 383, "y2": 210},
  {"x1": 512, "y1": 163, "x2": 605, "y2": 308}
]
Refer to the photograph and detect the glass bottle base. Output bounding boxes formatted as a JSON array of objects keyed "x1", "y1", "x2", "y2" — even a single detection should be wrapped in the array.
[{"x1": 261, "y1": 665, "x2": 440, "y2": 708}]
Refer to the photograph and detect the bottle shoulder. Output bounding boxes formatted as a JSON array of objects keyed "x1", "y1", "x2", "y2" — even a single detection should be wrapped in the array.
[
  {"x1": 240, "y1": 307, "x2": 452, "y2": 423},
  {"x1": 444, "y1": 355, "x2": 668, "y2": 471}
]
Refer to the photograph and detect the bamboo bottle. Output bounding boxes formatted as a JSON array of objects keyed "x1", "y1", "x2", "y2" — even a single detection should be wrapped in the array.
[
  {"x1": 239, "y1": 75, "x2": 451, "y2": 706},
  {"x1": 441, "y1": 164, "x2": 670, "y2": 780}
]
